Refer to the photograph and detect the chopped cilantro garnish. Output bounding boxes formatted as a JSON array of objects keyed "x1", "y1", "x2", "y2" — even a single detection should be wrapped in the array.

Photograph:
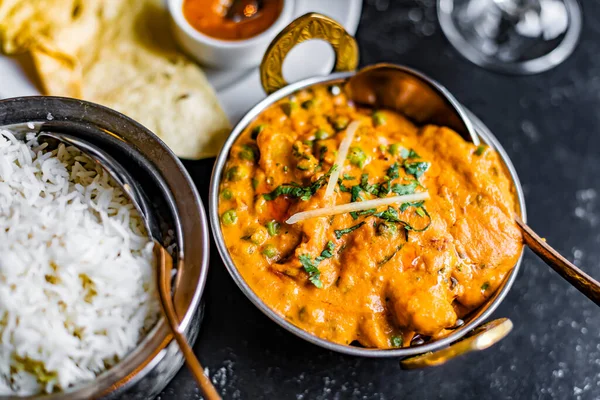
[
  {"x1": 374, "y1": 207, "x2": 401, "y2": 223},
  {"x1": 387, "y1": 162, "x2": 400, "y2": 179},
  {"x1": 390, "y1": 335, "x2": 403, "y2": 347},
  {"x1": 399, "y1": 200, "x2": 424, "y2": 212},
  {"x1": 360, "y1": 174, "x2": 380, "y2": 195},
  {"x1": 391, "y1": 182, "x2": 418, "y2": 196},
  {"x1": 299, "y1": 241, "x2": 336, "y2": 288},
  {"x1": 481, "y1": 282, "x2": 490, "y2": 291},
  {"x1": 263, "y1": 166, "x2": 336, "y2": 201},
  {"x1": 316, "y1": 241, "x2": 336, "y2": 261},
  {"x1": 404, "y1": 206, "x2": 432, "y2": 232},
  {"x1": 350, "y1": 185, "x2": 364, "y2": 202},
  {"x1": 375, "y1": 206, "x2": 431, "y2": 232},
  {"x1": 378, "y1": 245, "x2": 403, "y2": 266},
  {"x1": 401, "y1": 148, "x2": 420, "y2": 159},
  {"x1": 334, "y1": 222, "x2": 365, "y2": 239},
  {"x1": 299, "y1": 255, "x2": 323, "y2": 288},
  {"x1": 403, "y1": 161, "x2": 430, "y2": 179}
]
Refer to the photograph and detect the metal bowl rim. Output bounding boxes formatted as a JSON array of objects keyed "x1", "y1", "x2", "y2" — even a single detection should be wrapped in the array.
[
  {"x1": 0, "y1": 96, "x2": 210, "y2": 397},
  {"x1": 209, "y1": 71, "x2": 526, "y2": 358}
]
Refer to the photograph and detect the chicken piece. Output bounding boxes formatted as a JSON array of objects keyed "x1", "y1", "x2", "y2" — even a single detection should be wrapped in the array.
[
  {"x1": 386, "y1": 273, "x2": 457, "y2": 336},
  {"x1": 256, "y1": 127, "x2": 294, "y2": 187}
]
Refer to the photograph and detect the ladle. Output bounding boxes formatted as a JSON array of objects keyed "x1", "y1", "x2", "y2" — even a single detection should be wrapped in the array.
[
  {"x1": 37, "y1": 132, "x2": 222, "y2": 400},
  {"x1": 345, "y1": 63, "x2": 600, "y2": 306}
]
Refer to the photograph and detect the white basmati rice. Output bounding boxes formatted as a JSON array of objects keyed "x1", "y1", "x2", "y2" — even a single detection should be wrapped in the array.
[{"x1": 0, "y1": 128, "x2": 159, "y2": 395}]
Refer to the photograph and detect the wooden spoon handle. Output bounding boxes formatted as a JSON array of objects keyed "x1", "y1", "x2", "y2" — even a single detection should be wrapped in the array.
[
  {"x1": 515, "y1": 216, "x2": 600, "y2": 306},
  {"x1": 156, "y1": 244, "x2": 222, "y2": 400}
]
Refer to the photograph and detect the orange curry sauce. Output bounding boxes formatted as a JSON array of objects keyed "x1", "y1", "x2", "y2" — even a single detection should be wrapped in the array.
[
  {"x1": 218, "y1": 84, "x2": 523, "y2": 349},
  {"x1": 182, "y1": 0, "x2": 283, "y2": 41}
]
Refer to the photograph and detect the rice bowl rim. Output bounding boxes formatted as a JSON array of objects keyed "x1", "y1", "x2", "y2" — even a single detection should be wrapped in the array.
[{"x1": 0, "y1": 96, "x2": 210, "y2": 399}]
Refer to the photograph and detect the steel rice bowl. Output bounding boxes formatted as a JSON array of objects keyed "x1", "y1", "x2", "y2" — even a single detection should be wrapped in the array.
[
  {"x1": 209, "y1": 71, "x2": 527, "y2": 359},
  {"x1": 0, "y1": 96, "x2": 209, "y2": 399}
]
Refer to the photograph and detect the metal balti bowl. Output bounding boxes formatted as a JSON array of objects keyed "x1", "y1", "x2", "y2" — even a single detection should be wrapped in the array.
[
  {"x1": 209, "y1": 13, "x2": 526, "y2": 363},
  {"x1": 0, "y1": 96, "x2": 210, "y2": 399}
]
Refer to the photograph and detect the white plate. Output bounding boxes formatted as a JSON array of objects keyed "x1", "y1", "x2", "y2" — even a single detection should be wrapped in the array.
[{"x1": 0, "y1": 0, "x2": 362, "y2": 124}]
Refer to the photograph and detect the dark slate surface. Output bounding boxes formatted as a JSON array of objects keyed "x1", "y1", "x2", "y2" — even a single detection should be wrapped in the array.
[{"x1": 160, "y1": 1, "x2": 600, "y2": 399}]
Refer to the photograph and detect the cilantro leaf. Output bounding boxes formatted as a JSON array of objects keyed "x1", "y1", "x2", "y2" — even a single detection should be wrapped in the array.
[
  {"x1": 299, "y1": 241, "x2": 337, "y2": 288},
  {"x1": 387, "y1": 163, "x2": 400, "y2": 179},
  {"x1": 399, "y1": 200, "x2": 424, "y2": 212},
  {"x1": 403, "y1": 161, "x2": 430, "y2": 179},
  {"x1": 391, "y1": 182, "x2": 417, "y2": 196},
  {"x1": 299, "y1": 255, "x2": 322, "y2": 288},
  {"x1": 263, "y1": 166, "x2": 336, "y2": 201},
  {"x1": 378, "y1": 245, "x2": 403, "y2": 267},
  {"x1": 374, "y1": 207, "x2": 401, "y2": 223},
  {"x1": 316, "y1": 241, "x2": 336, "y2": 261},
  {"x1": 334, "y1": 222, "x2": 366, "y2": 239},
  {"x1": 390, "y1": 335, "x2": 403, "y2": 347},
  {"x1": 401, "y1": 148, "x2": 420, "y2": 159}
]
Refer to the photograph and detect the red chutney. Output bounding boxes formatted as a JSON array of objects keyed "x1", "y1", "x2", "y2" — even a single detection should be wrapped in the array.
[
  {"x1": 182, "y1": 0, "x2": 283, "y2": 41},
  {"x1": 218, "y1": 84, "x2": 523, "y2": 349}
]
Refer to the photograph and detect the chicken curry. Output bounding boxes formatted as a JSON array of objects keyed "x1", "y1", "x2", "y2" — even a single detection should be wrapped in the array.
[{"x1": 218, "y1": 83, "x2": 523, "y2": 348}]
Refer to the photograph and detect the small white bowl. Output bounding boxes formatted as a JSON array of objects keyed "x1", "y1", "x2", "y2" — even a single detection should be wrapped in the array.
[{"x1": 168, "y1": 0, "x2": 295, "y2": 70}]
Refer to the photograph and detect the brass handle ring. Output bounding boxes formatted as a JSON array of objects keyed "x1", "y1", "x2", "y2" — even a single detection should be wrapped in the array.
[
  {"x1": 260, "y1": 12, "x2": 359, "y2": 95},
  {"x1": 400, "y1": 318, "x2": 513, "y2": 370}
]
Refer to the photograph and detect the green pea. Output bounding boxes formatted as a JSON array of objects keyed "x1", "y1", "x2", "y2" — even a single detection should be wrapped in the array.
[
  {"x1": 372, "y1": 111, "x2": 387, "y2": 127},
  {"x1": 347, "y1": 147, "x2": 367, "y2": 168},
  {"x1": 388, "y1": 143, "x2": 401, "y2": 156},
  {"x1": 301, "y1": 99, "x2": 314, "y2": 109},
  {"x1": 266, "y1": 220, "x2": 280, "y2": 236},
  {"x1": 221, "y1": 209, "x2": 237, "y2": 226},
  {"x1": 221, "y1": 189, "x2": 233, "y2": 200},
  {"x1": 281, "y1": 101, "x2": 298, "y2": 116},
  {"x1": 239, "y1": 144, "x2": 257, "y2": 161},
  {"x1": 250, "y1": 228, "x2": 268, "y2": 245},
  {"x1": 315, "y1": 129, "x2": 330, "y2": 140},
  {"x1": 474, "y1": 145, "x2": 486, "y2": 156},
  {"x1": 226, "y1": 166, "x2": 247, "y2": 181},
  {"x1": 262, "y1": 245, "x2": 278, "y2": 258},
  {"x1": 251, "y1": 124, "x2": 266, "y2": 140},
  {"x1": 331, "y1": 116, "x2": 350, "y2": 131}
]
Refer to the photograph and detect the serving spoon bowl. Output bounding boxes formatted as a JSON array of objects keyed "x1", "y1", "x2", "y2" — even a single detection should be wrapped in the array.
[
  {"x1": 344, "y1": 63, "x2": 600, "y2": 307},
  {"x1": 37, "y1": 132, "x2": 221, "y2": 400}
]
